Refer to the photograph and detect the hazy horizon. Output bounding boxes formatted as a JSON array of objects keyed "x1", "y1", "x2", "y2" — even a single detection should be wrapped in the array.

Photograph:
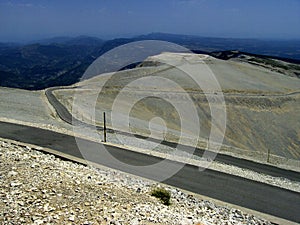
[
  {"x1": 1, "y1": 0, "x2": 300, "y2": 42},
  {"x1": 4, "y1": 33, "x2": 300, "y2": 45}
]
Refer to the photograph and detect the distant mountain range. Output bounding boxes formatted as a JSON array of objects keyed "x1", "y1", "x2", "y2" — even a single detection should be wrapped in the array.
[{"x1": 0, "y1": 33, "x2": 300, "y2": 90}]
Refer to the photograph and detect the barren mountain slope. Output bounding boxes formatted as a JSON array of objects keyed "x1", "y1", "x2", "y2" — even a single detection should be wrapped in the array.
[
  {"x1": 0, "y1": 87, "x2": 71, "y2": 132},
  {"x1": 54, "y1": 53, "x2": 300, "y2": 160}
]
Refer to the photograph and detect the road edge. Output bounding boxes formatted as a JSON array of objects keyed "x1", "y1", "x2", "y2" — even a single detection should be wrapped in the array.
[{"x1": 0, "y1": 136, "x2": 298, "y2": 225}]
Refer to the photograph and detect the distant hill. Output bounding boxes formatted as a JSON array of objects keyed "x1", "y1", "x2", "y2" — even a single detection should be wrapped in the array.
[
  {"x1": 30, "y1": 36, "x2": 104, "y2": 46},
  {"x1": 0, "y1": 38, "x2": 103, "y2": 90},
  {"x1": 0, "y1": 33, "x2": 300, "y2": 90},
  {"x1": 209, "y1": 50, "x2": 300, "y2": 78},
  {"x1": 29, "y1": 36, "x2": 73, "y2": 45},
  {"x1": 137, "y1": 33, "x2": 300, "y2": 60}
]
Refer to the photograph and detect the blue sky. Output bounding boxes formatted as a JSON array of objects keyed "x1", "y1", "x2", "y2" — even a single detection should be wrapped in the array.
[{"x1": 0, "y1": 0, "x2": 300, "y2": 42}]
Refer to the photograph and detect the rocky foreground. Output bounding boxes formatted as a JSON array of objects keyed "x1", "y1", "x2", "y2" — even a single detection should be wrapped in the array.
[{"x1": 0, "y1": 140, "x2": 271, "y2": 225}]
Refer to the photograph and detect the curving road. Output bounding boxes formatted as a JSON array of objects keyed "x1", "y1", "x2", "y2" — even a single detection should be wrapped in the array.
[
  {"x1": 45, "y1": 87, "x2": 300, "y2": 182},
  {"x1": 0, "y1": 120, "x2": 300, "y2": 223}
]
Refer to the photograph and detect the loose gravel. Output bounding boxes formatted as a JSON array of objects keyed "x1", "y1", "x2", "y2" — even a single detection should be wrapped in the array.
[{"x1": 0, "y1": 140, "x2": 272, "y2": 225}]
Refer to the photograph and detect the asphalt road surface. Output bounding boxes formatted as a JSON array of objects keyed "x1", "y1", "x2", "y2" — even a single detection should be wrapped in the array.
[
  {"x1": 46, "y1": 87, "x2": 300, "y2": 183},
  {"x1": 0, "y1": 121, "x2": 300, "y2": 222}
]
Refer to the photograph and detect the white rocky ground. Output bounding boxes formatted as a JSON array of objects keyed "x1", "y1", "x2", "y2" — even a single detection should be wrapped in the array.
[
  {"x1": 0, "y1": 86, "x2": 299, "y2": 193},
  {"x1": 0, "y1": 87, "x2": 72, "y2": 132},
  {"x1": 0, "y1": 54, "x2": 299, "y2": 224},
  {"x1": 54, "y1": 52, "x2": 300, "y2": 161},
  {"x1": 0, "y1": 140, "x2": 273, "y2": 225}
]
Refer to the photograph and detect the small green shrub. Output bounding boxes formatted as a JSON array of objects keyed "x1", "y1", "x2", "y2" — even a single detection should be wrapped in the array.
[{"x1": 151, "y1": 187, "x2": 171, "y2": 206}]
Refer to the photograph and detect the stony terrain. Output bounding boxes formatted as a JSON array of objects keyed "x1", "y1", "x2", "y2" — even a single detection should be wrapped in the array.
[
  {"x1": 53, "y1": 52, "x2": 300, "y2": 160},
  {"x1": 0, "y1": 52, "x2": 299, "y2": 224},
  {"x1": 0, "y1": 140, "x2": 273, "y2": 225}
]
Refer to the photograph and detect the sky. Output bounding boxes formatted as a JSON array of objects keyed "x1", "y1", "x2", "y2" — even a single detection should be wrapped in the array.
[{"x1": 0, "y1": 0, "x2": 300, "y2": 42}]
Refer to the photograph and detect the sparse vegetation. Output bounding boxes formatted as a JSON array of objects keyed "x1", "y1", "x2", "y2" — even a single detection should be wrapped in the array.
[{"x1": 151, "y1": 187, "x2": 171, "y2": 206}]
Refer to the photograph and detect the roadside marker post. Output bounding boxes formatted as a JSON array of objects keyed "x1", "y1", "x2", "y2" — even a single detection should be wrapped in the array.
[
  {"x1": 267, "y1": 148, "x2": 270, "y2": 163},
  {"x1": 103, "y1": 112, "x2": 107, "y2": 142}
]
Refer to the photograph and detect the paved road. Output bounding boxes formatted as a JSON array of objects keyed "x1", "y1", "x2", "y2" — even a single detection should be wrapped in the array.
[
  {"x1": 45, "y1": 87, "x2": 83, "y2": 125},
  {"x1": 46, "y1": 87, "x2": 300, "y2": 182},
  {"x1": 0, "y1": 121, "x2": 300, "y2": 222}
]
